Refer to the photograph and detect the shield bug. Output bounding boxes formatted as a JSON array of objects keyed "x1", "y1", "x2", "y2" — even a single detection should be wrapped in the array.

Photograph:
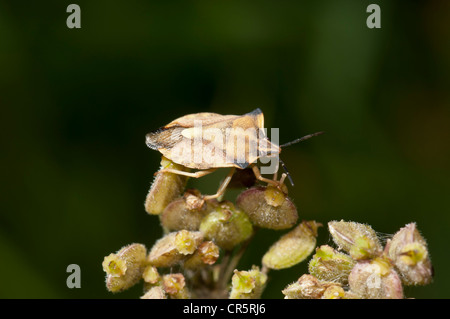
[{"x1": 145, "y1": 108, "x2": 321, "y2": 199}]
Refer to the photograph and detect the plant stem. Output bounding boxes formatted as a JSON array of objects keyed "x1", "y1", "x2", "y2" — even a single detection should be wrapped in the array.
[{"x1": 218, "y1": 233, "x2": 255, "y2": 292}]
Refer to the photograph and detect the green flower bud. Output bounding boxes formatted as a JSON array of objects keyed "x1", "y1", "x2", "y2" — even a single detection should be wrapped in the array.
[
  {"x1": 229, "y1": 266, "x2": 267, "y2": 299},
  {"x1": 102, "y1": 243, "x2": 147, "y2": 293},
  {"x1": 308, "y1": 245, "x2": 356, "y2": 284},
  {"x1": 236, "y1": 186, "x2": 298, "y2": 230},
  {"x1": 282, "y1": 274, "x2": 341, "y2": 299},
  {"x1": 348, "y1": 258, "x2": 404, "y2": 299},
  {"x1": 148, "y1": 230, "x2": 203, "y2": 267},
  {"x1": 199, "y1": 201, "x2": 253, "y2": 251},
  {"x1": 184, "y1": 241, "x2": 220, "y2": 269},
  {"x1": 160, "y1": 189, "x2": 218, "y2": 232},
  {"x1": 141, "y1": 285, "x2": 167, "y2": 299},
  {"x1": 386, "y1": 223, "x2": 433, "y2": 286},
  {"x1": 163, "y1": 273, "x2": 190, "y2": 299},
  {"x1": 145, "y1": 156, "x2": 189, "y2": 215},
  {"x1": 262, "y1": 220, "x2": 320, "y2": 270},
  {"x1": 328, "y1": 220, "x2": 383, "y2": 260}
]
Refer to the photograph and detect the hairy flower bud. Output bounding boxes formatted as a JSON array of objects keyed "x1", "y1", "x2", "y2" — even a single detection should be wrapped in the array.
[
  {"x1": 282, "y1": 274, "x2": 341, "y2": 299},
  {"x1": 103, "y1": 254, "x2": 127, "y2": 278},
  {"x1": 199, "y1": 201, "x2": 253, "y2": 250},
  {"x1": 386, "y1": 223, "x2": 433, "y2": 286},
  {"x1": 175, "y1": 229, "x2": 202, "y2": 255},
  {"x1": 262, "y1": 220, "x2": 320, "y2": 270},
  {"x1": 160, "y1": 190, "x2": 218, "y2": 231},
  {"x1": 236, "y1": 186, "x2": 298, "y2": 230},
  {"x1": 142, "y1": 265, "x2": 161, "y2": 284},
  {"x1": 102, "y1": 243, "x2": 147, "y2": 293},
  {"x1": 348, "y1": 258, "x2": 403, "y2": 299},
  {"x1": 148, "y1": 230, "x2": 203, "y2": 267},
  {"x1": 322, "y1": 285, "x2": 346, "y2": 299},
  {"x1": 328, "y1": 220, "x2": 383, "y2": 260},
  {"x1": 229, "y1": 267, "x2": 267, "y2": 299},
  {"x1": 141, "y1": 285, "x2": 167, "y2": 299},
  {"x1": 184, "y1": 241, "x2": 220, "y2": 269},
  {"x1": 308, "y1": 245, "x2": 356, "y2": 284},
  {"x1": 163, "y1": 273, "x2": 190, "y2": 299},
  {"x1": 145, "y1": 156, "x2": 189, "y2": 215}
]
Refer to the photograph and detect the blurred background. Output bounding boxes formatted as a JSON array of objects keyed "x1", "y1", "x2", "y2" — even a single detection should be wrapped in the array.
[{"x1": 0, "y1": 0, "x2": 449, "y2": 298}]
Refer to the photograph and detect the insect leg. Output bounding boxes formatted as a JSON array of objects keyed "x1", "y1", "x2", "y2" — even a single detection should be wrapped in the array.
[
  {"x1": 155, "y1": 168, "x2": 217, "y2": 178},
  {"x1": 279, "y1": 173, "x2": 287, "y2": 185},
  {"x1": 272, "y1": 160, "x2": 280, "y2": 181},
  {"x1": 251, "y1": 165, "x2": 280, "y2": 187},
  {"x1": 203, "y1": 168, "x2": 236, "y2": 200}
]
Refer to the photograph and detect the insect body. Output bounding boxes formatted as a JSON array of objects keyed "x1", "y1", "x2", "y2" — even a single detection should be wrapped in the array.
[
  {"x1": 146, "y1": 108, "x2": 321, "y2": 200},
  {"x1": 146, "y1": 109, "x2": 279, "y2": 169}
]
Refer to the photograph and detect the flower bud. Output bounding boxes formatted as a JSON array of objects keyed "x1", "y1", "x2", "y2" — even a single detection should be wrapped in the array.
[
  {"x1": 386, "y1": 223, "x2": 433, "y2": 286},
  {"x1": 142, "y1": 265, "x2": 161, "y2": 284},
  {"x1": 102, "y1": 243, "x2": 147, "y2": 293},
  {"x1": 322, "y1": 285, "x2": 346, "y2": 299},
  {"x1": 184, "y1": 241, "x2": 220, "y2": 269},
  {"x1": 282, "y1": 274, "x2": 341, "y2": 299},
  {"x1": 145, "y1": 156, "x2": 189, "y2": 215},
  {"x1": 175, "y1": 229, "x2": 202, "y2": 255},
  {"x1": 102, "y1": 254, "x2": 127, "y2": 278},
  {"x1": 343, "y1": 290, "x2": 361, "y2": 299},
  {"x1": 236, "y1": 186, "x2": 298, "y2": 230},
  {"x1": 308, "y1": 245, "x2": 356, "y2": 284},
  {"x1": 262, "y1": 220, "x2": 320, "y2": 270},
  {"x1": 163, "y1": 273, "x2": 190, "y2": 299},
  {"x1": 148, "y1": 230, "x2": 203, "y2": 267},
  {"x1": 229, "y1": 266, "x2": 267, "y2": 299},
  {"x1": 348, "y1": 258, "x2": 404, "y2": 299},
  {"x1": 328, "y1": 220, "x2": 382, "y2": 260},
  {"x1": 141, "y1": 286, "x2": 167, "y2": 299},
  {"x1": 199, "y1": 201, "x2": 253, "y2": 250},
  {"x1": 160, "y1": 189, "x2": 218, "y2": 231}
]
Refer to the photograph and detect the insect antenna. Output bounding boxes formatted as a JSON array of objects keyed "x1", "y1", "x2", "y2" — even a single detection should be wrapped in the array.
[
  {"x1": 279, "y1": 158, "x2": 295, "y2": 186},
  {"x1": 280, "y1": 131, "x2": 324, "y2": 148}
]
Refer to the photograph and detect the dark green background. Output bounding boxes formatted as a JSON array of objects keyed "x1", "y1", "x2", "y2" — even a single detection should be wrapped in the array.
[{"x1": 1, "y1": 0, "x2": 449, "y2": 298}]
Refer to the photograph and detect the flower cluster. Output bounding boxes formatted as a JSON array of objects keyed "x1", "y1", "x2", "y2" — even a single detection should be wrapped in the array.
[
  {"x1": 283, "y1": 221, "x2": 433, "y2": 299},
  {"x1": 101, "y1": 157, "x2": 433, "y2": 299}
]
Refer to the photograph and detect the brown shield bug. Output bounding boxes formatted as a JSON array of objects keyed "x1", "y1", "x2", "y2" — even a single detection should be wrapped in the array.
[{"x1": 145, "y1": 108, "x2": 322, "y2": 199}]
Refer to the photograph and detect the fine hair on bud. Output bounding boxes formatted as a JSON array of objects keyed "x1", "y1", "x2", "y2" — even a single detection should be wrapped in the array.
[
  {"x1": 145, "y1": 156, "x2": 189, "y2": 215},
  {"x1": 348, "y1": 259, "x2": 404, "y2": 299},
  {"x1": 308, "y1": 245, "x2": 356, "y2": 284},
  {"x1": 102, "y1": 243, "x2": 147, "y2": 293},
  {"x1": 236, "y1": 186, "x2": 298, "y2": 230},
  {"x1": 229, "y1": 266, "x2": 267, "y2": 299},
  {"x1": 163, "y1": 273, "x2": 191, "y2": 299},
  {"x1": 160, "y1": 189, "x2": 218, "y2": 232},
  {"x1": 328, "y1": 220, "x2": 383, "y2": 260},
  {"x1": 386, "y1": 223, "x2": 433, "y2": 286},
  {"x1": 199, "y1": 201, "x2": 253, "y2": 251},
  {"x1": 262, "y1": 220, "x2": 320, "y2": 270},
  {"x1": 148, "y1": 230, "x2": 204, "y2": 267},
  {"x1": 282, "y1": 274, "x2": 343, "y2": 299}
]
